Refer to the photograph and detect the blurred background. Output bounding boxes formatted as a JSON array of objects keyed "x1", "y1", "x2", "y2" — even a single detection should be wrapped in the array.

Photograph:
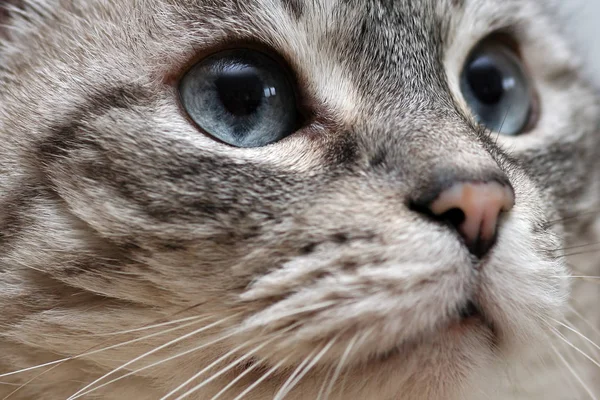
[{"x1": 561, "y1": 0, "x2": 600, "y2": 77}]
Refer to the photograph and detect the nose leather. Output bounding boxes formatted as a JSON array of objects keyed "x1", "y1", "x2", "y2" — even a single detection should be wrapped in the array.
[{"x1": 429, "y1": 181, "x2": 515, "y2": 257}]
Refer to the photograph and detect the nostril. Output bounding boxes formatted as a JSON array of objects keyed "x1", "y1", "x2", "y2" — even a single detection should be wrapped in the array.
[
  {"x1": 414, "y1": 180, "x2": 515, "y2": 259},
  {"x1": 458, "y1": 300, "x2": 480, "y2": 320},
  {"x1": 438, "y1": 207, "x2": 466, "y2": 229}
]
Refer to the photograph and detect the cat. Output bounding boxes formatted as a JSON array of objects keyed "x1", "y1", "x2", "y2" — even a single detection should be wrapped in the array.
[{"x1": 0, "y1": 0, "x2": 599, "y2": 399}]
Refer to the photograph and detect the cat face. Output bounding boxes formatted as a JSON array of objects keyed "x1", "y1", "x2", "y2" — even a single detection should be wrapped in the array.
[{"x1": 0, "y1": 0, "x2": 598, "y2": 399}]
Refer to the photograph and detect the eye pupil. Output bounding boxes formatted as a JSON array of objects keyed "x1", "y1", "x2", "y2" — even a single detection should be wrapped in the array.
[
  {"x1": 215, "y1": 66, "x2": 264, "y2": 117},
  {"x1": 467, "y1": 56, "x2": 505, "y2": 105},
  {"x1": 459, "y1": 39, "x2": 534, "y2": 136}
]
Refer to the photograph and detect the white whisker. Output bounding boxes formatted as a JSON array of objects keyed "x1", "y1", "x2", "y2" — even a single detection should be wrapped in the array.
[
  {"x1": 316, "y1": 361, "x2": 336, "y2": 400},
  {"x1": 551, "y1": 328, "x2": 600, "y2": 369},
  {"x1": 68, "y1": 330, "x2": 242, "y2": 400},
  {"x1": 321, "y1": 333, "x2": 359, "y2": 400},
  {"x1": 231, "y1": 357, "x2": 290, "y2": 400},
  {"x1": 167, "y1": 323, "x2": 299, "y2": 400},
  {"x1": 275, "y1": 335, "x2": 339, "y2": 400},
  {"x1": 552, "y1": 276, "x2": 600, "y2": 280},
  {"x1": 0, "y1": 359, "x2": 70, "y2": 379},
  {"x1": 273, "y1": 348, "x2": 318, "y2": 400},
  {"x1": 568, "y1": 305, "x2": 600, "y2": 341},
  {"x1": 545, "y1": 333, "x2": 580, "y2": 396},
  {"x1": 83, "y1": 316, "x2": 207, "y2": 337},
  {"x1": 260, "y1": 301, "x2": 337, "y2": 322},
  {"x1": 550, "y1": 342, "x2": 598, "y2": 400},
  {"x1": 166, "y1": 334, "x2": 283, "y2": 400},
  {"x1": 67, "y1": 314, "x2": 239, "y2": 400},
  {"x1": 208, "y1": 359, "x2": 262, "y2": 400},
  {"x1": 337, "y1": 328, "x2": 373, "y2": 400},
  {"x1": 166, "y1": 344, "x2": 256, "y2": 400},
  {"x1": 552, "y1": 318, "x2": 600, "y2": 355},
  {"x1": 0, "y1": 316, "x2": 212, "y2": 379}
]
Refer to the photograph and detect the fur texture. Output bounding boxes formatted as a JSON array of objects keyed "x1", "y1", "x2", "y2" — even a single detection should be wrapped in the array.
[{"x1": 0, "y1": 0, "x2": 599, "y2": 399}]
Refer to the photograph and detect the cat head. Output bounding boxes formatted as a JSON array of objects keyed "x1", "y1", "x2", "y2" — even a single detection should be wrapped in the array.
[{"x1": 1, "y1": 0, "x2": 598, "y2": 398}]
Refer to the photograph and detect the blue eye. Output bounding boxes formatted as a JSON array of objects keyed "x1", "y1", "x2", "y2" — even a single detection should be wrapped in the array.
[
  {"x1": 180, "y1": 49, "x2": 299, "y2": 147},
  {"x1": 460, "y1": 40, "x2": 535, "y2": 136}
]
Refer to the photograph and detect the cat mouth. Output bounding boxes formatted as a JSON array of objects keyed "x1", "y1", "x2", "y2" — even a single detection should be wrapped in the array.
[
  {"x1": 452, "y1": 300, "x2": 497, "y2": 338},
  {"x1": 371, "y1": 300, "x2": 497, "y2": 364}
]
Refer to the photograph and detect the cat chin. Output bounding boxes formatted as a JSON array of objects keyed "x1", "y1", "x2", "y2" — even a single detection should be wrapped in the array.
[{"x1": 219, "y1": 323, "x2": 496, "y2": 400}]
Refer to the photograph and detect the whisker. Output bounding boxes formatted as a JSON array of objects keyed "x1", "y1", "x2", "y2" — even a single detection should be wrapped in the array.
[
  {"x1": 68, "y1": 329, "x2": 242, "y2": 400},
  {"x1": 0, "y1": 315, "x2": 214, "y2": 400},
  {"x1": 230, "y1": 357, "x2": 290, "y2": 400},
  {"x1": 573, "y1": 278, "x2": 600, "y2": 284},
  {"x1": 336, "y1": 363, "x2": 352, "y2": 400},
  {"x1": 75, "y1": 318, "x2": 303, "y2": 399},
  {"x1": 553, "y1": 241, "x2": 600, "y2": 252},
  {"x1": 568, "y1": 305, "x2": 600, "y2": 341},
  {"x1": 275, "y1": 335, "x2": 339, "y2": 400},
  {"x1": 1, "y1": 311, "x2": 220, "y2": 400},
  {"x1": 81, "y1": 315, "x2": 207, "y2": 337},
  {"x1": 549, "y1": 341, "x2": 598, "y2": 400},
  {"x1": 336, "y1": 329, "x2": 373, "y2": 400},
  {"x1": 273, "y1": 348, "x2": 318, "y2": 400},
  {"x1": 552, "y1": 276, "x2": 600, "y2": 285},
  {"x1": 316, "y1": 361, "x2": 336, "y2": 400},
  {"x1": 552, "y1": 276, "x2": 600, "y2": 279},
  {"x1": 208, "y1": 359, "x2": 262, "y2": 400},
  {"x1": 167, "y1": 301, "x2": 210, "y2": 319},
  {"x1": 66, "y1": 314, "x2": 239, "y2": 400},
  {"x1": 494, "y1": 105, "x2": 511, "y2": 146},
  {"x1": 0, "y1": 359, "x2": 70, "y2": 380},
  {"x1": 545, "y1": 330, "x2": 582, "y2": 396},
  {"x1": 2, "y1": 368, "x2": 60, "y2": 400},
  {"x1": 165, "y1": 328, "x2": 293, "y2": 400},
  {"x1": 551, "y1": 328, "x2": 600, "y2": 369},
  {"x1": 552, "y1": 318, "x2": 600, "y2": 354},
  {"x1": 0, "y1": 316, "x2": 213, "y2": 379},
  {"x1": 545, "y1": 208, "x2": 600, "y2": 228},
  {"x1": 258, "y1": 301, "x2": 337, "y2": 322},
  {"x1": 167, "y1": 344, "x2": 259, "y2": 400},
  {"x1": 567, "y1": 320, "x2": 600, "y2": 359},
  {"x1": 321, "y1": 333, "x2": 359, "y2": 400},
  {"x1": 557, "y1": 249, "x2": 600, "y2": 258}
]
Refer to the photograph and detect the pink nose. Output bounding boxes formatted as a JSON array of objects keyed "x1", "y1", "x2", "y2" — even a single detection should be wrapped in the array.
[{"x1": 429, "y1": 181, "x2": 515, "y2": 256}]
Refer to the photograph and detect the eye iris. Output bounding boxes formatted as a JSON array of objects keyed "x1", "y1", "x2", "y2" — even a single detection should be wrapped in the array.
[
  {"x1": 179, "y1": 49, "x2": 298, "y2": 148},
  {"x1": 467, "y1": 56, "x2": 504, "y2": 105},
  {"x1": 215, "y1": 66, "x2": 264, "y2": 117},
  {"x1": 459, "y1": 40, "x2": 534, "y2": 136}
]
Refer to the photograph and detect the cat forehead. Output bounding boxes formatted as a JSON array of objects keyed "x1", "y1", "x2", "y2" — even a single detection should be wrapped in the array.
[
  {"x1": 185, "y1": 0, "x2": 538, "y2": 54},
  {"x1": 4, "y1": 0, "x2": 553, "y2": 87},
  {"x1": 152, "y1": 0, "x2": 552, "y2": 120},
  {"x1": 2, "y1": 0, "x2": 569, "y2": 132},
  {"x1": 216, "y1": 0, "x2": 531, "y2": 25},
  {"x1": 207, "y1": 0, "x2": 542, "y2": 42}
]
